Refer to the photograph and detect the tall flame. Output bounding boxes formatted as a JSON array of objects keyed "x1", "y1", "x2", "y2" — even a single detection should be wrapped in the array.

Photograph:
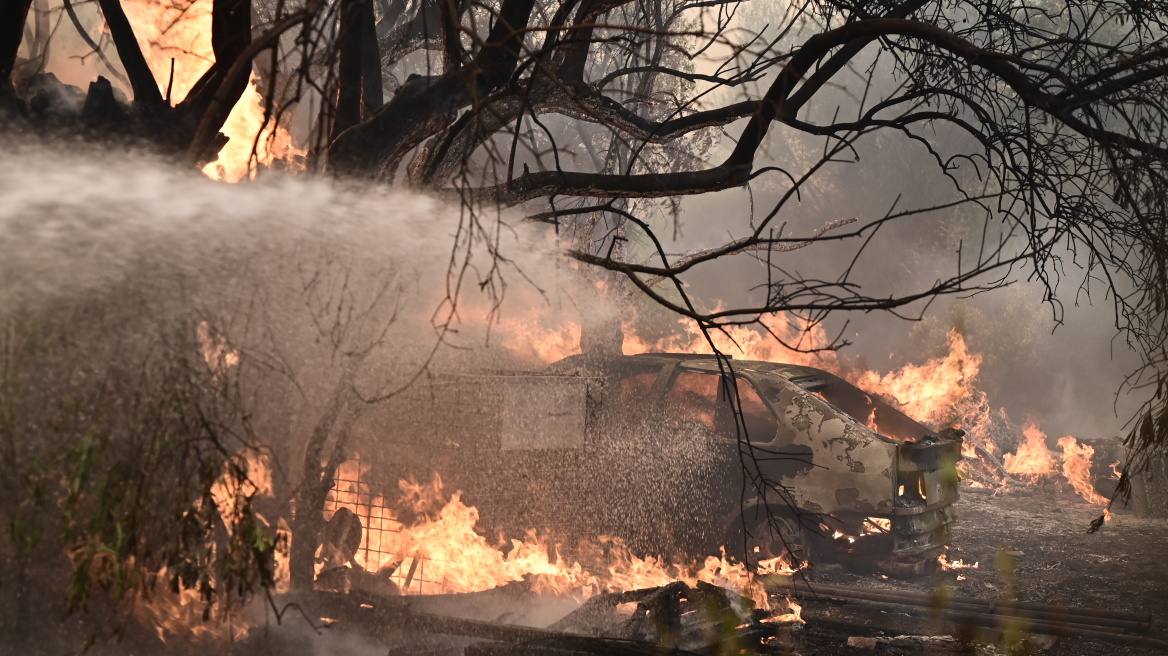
[
  {"x1": 322, "y1": 467, "x2": 799, "y2": 607},
  {"x1": 1058, "y1": 436, "x2": 1109, "y2": 506},
  {"x1": 851, "y1": 330, "x2": 980, "y2": 428},
  {"x1": 120, "y1": 0, "x2": 303, "y2": 181},
  {"x1": 135, "y1": 450, "x2": 276, "y2": 643},
  {"x1": 1004, "y1": 424, "x2": 1059, "y2": 478},
  {"x1": 622, "y1": 315, "x2": 838, "y2": 370}
]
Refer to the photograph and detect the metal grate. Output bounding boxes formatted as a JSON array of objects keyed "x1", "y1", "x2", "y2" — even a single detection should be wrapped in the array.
[{"x1": 323, "y1": 456, "x2": 443, "y2": 594}]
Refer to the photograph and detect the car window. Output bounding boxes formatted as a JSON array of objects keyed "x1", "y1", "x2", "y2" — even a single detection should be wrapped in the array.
[
  {"x1": 619, "y1": 370, "x2": 659, "y2": 402},
  {"x1": 732, "y1": 377, "x2": 778, "y2": 441},
  {"x1": 599, "y1": 365, "x2": 662, "y2": 423},
  {"x1": 665, "y1": 371, "x2": 719, "y2": 429},
  {"x1": 791, "y1": 375, "x2": 931, "y2": 442},
  {"x1": 663, "y1": 372, "x2": 778, "y2": 441}
]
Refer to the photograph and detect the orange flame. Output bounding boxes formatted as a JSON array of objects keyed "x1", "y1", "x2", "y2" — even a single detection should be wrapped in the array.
[
  {"x1": 938, "y1": 552, "x2": 979, "y2": 570},
  {"x1": 622, "y1": 315, "x2": 838, "y2": 369},
  {"x1": 136, "y1": 451, "x2": 275, "y2": 642},
  {"x1": 321, "y1": 467, "x2": 799, "y2": 608},
  {"x1": 493, "y1": 314, "x2": 583, "y2": 364},
  {"x1": 1058, "y1": 437, "x2": 1108, "y2": 506},
  {"x1": 1004, "y1": 424, "x2": 1058, "y2": 478},
  {"x1": 120, "y1": 0, "x2": 303, "y2": 181},
  {"x1": 133, "y1": 568, "x2": 248, "y2": 644},
  {"x1": 997, "y1": 426, "x2": 1110, "y2": 511},
  {"x1": 852, "y1": 330, "x2": 980, "y2": 428},
  {"x1": 762, "y1": 598, "x2": 804, "y2": 624}
]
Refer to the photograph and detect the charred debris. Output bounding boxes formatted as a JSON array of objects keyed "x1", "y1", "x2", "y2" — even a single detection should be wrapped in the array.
[{"x1": 249, "y1": 575, "x2": 1164, "y2": 656}]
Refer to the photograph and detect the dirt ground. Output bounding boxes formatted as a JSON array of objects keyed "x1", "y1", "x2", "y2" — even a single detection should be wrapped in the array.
[{"x1": 788, "y1": 487, "x2": 1168, "y2": 655}]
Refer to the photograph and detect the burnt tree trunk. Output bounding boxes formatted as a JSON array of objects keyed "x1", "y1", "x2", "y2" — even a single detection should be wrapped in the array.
[
  {"x1": 0, "y1": 0, "x2": 35, "y2": 92},
  {"x1": 331, "y1": 0, "x2": 382, "y2": 140},
  {"x1": 331, "y1": 0, "x2": 366, "y2": 141},
  {"x1": 288, "y1": 369, "x2": 364, "y2": 591},
  {"x1": 1131, "y1": 454, "x2": 1168, "y2": 517},
  {"x1": 359, "y1": 0, "x2": 382, "y2": 117},
  {"x1": 327, "y1": 0, "x2": 536, "y2": 176},
  {"x1": 95, "y1": 0, "x2": 165, "y2": 112},
  {"x1": 177, "y1": 0, "x2": 254, "y2": 156}
]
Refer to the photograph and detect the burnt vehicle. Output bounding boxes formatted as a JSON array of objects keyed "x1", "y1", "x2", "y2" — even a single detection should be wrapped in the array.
[{"x1": 336, "y1": 353, "x2": 963, "y2": 581}]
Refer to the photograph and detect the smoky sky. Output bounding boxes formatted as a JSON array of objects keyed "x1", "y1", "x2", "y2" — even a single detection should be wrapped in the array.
[{"x1": 634, "y1": 38, "x2": 1145, "y2": 443}]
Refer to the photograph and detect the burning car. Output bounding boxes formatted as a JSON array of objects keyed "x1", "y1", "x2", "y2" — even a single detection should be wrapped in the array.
[{"x1": 333, "y1": 353, "x2": 963, "y2": 587}]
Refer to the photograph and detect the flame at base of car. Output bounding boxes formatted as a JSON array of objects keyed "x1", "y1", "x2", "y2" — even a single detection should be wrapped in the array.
[
  {"x1": 136, "y1": 459, "x2": 802, "y2": 641},
  {"x1": 322, "y1": 462, "x2": 800, "y2": 611},
  {"x1": 828, "y1": 516, "x2": 892, "y2": 544},
  {"x1": 938, "y1": 546, "x2": 979, "y2": 571}
]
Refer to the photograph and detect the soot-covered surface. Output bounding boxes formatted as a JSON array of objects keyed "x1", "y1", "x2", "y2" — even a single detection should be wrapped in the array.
[{"x1": 787, "y1": 487, "x2": 1168, "y2": 655}]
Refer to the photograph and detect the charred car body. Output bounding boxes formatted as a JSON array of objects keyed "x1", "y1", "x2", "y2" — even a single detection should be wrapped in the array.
[{"x1": 344, "y1": 353, "x2": 963, "y2": 578}]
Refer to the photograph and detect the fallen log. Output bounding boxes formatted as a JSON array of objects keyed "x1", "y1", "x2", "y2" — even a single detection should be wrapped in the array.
[
  {"x1": 930, "y1": 608, "x2": 1168, "y2": 649},
  {"x1": 764, "y1": 580, "x2": 1166, "y2": 649},
  {"x1": 784, "y1": 581, "x2": 1151, "y2": 632},
  {"x1": 770, "y1": 580, "x2": 1152, "y2": 627}
]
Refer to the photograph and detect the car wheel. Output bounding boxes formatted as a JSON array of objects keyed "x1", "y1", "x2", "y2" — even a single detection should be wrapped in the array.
[{"x1": 733, "y1": 511, "x2": 812, "y2": 571}]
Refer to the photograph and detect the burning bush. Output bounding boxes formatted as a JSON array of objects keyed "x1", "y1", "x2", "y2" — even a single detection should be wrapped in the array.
[{"x1": 0, "y1": 286, "x2": 279, "y2": 648}]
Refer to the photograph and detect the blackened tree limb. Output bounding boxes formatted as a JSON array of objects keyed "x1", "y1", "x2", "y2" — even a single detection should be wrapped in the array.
[
  {"x1": 377, "y1": 6, "x2": 441, "y2": 66},
  {"x1": 95, "y1": 0, "x2": 164, "y2": 111},
  {"x1": 213, "y1": 0, "x2": 251, "y2": 64},
  {"x1": 359, "y1": 0, "x2": 383, "y2": 116},
  {"x1": 437, "y1": 0, "x2": 463, "y2": 70},
  {"x1": 553, "y1": 91, "x2": 760, "y2": 143},
  {"x1": 332, "y1": 0, "x2": 366, "y2": 141},
  {"x1": 61, "y1": 0, "x2": 128, "y2": 86},
  {"x1": 553, "y1": 0, "x2": 605, "y2": 82},
  {"x1": 327, "y1": 0, "x2": 538, "y2": 177},
  {"x1": 469, "y1": 17, "x2": 1168, "y2": 206},
  {"x1": 781, "y1": 0, "x2": 931, "y2": 116},
  {"x1": 418, "y1": 86, "x2": 761, "y2": 186},
  {"x1": 478, "y1": 163, "x2": 752, "y2": 206},
  {"x1": 412, "y1": 85, "x2": 541, "y2": 184},
  {"x1": 595, "y1": 64, "x2": 763, "y2": 90}
]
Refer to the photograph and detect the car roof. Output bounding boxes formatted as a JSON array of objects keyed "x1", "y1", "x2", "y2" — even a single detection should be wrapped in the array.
[
  {"x1": 629, "y1": 352, "x2": 825, "y2": 375},
  {"x1": 552, "y1": 352, "x2": 841, "y2": 383}
]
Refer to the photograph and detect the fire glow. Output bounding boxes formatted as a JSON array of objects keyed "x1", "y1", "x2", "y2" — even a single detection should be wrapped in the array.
[
  {"x1": 626, "y1": 317, "x2": 1107, "y2": 506},
  {"x1": 121, "y1": 0, "x2": 303, "y2": 181},
  {"x1": 499, "y1": 312, "x2": 1114, "y2": 510},
  {"x1": 321, "y1": 461, "x2": 799, "y2": 610}
]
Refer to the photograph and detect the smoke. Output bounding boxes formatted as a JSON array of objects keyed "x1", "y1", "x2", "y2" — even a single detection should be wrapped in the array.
[
  {"x1": 648, "y1": 34, "x2": 1144, "y2": 444},
  {"x1": 0, "y1": 142, "x2": 599, "y2": 654},
  {"x1": 0, "y1": 140, "x2": 580, "y2": 335}
]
